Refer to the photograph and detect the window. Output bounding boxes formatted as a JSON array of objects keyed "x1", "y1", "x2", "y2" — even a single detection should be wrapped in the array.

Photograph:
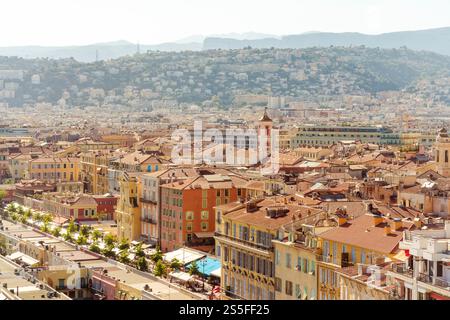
[
  {"x1": 186, "y1": 222, "x2": 193, "y2": 231},
  {"x1": 310, "y1": 260, "x2": 315, "y2": 275},
  {"x1": 446, "y1": 150, "x2": 449, "y2": 163},
  {"x1": 201, "y1": 211, "x2": 209, "y2": 220},
  {"x1": 285, "y1": 281, "x2": 293, "y2": 296},
  {"x1": 286, "y1": 253, "x2": 291, "y2": 268},
  {"x1": 351, "y1": 248, "x2": 356, "y2": 263},
  {"x1": 202, "y1": 199, "x2": 207, "y2": 209},
  {"x1": 201, "y1": 222, "x2": 208, "y2": 231},
  {"x1": 275, "y1": 250, "x2": 280, "y2": 265},
  {"x1": 275, "y1": 277, "x2": 282, "y2": 292},
  {"x1": 186, "y1": 233, "x2": 192, "y2": 242},
  {"x1": 186, "y1": 211, "x2": 194, "y2": 220},
  {"x1": 295, "y1": 284, "x2": 301, "y2": 299}
]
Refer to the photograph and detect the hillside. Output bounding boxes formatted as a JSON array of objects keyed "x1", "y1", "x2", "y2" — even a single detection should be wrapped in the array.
[{"x1": 0, "y1": 46, "x2": 449, "y2": 107}]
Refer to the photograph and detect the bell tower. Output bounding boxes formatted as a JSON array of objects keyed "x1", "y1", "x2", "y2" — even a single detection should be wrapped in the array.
[
  {"x1": 435, "y1": 128, "x2": 450, "y2": 177},
  {"x1": 259, "y1": 107, "x2": 273, "y2": 154}
]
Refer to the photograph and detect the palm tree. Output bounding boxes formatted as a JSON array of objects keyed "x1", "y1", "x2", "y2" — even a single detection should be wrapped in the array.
[
  {"x1": 104, "y1": 233, "x2": 116, "y2": 246},
  {"x1": 41, "y1": 223, "x2": 50, "y2": 233},
  {"x1": 80, "y1": 225, "x2": 91, "y2": 238},
  {"x1": 150, "y1": 248, "x2": 163, "y2": 263},
  {"x1": 67, "y1": 219, "x2": 77, "y2": 233},
  {"x1": 119, "y1": 249, "x2": 130, "y2": 264},
  {"x1": 102, "y1": 244, "x2": 116, "y2": 258},
  {"x1": 92, "y1": 229, "x2": 103, "y2": 241},
  {"x1": 52, "y1": 227, "x2": 61, "y2": 237},
  {"x1": 76, "y1": 235, "x2": 87, "y2": 245},
  {"x1": 153, "y1": 260, "x2": 167, "y2": 277},
  {"x1": 5, "y1": 203, "x2": 16, "y2": 215},
  {"x1": 33, "y1": 212, "x2": 42, "y2": 222},
  {"x1": 89, "y1": 242, "x2": 101, "y2": 253},
  {"x1": 136, "y1": 256, "x2": 148, "y2": 272},
  {"x1": 170, "y1": 258, "x2": 182, "y2": 270},
  {"x1": 135, "y1": 243, "x2": 146, "y2": 258},
  {"x1": 24, "y1": 209, "x2": 32, "y2": 220},
  {"x1": 118, "y1": 238, "x2": 130, "y2": 250},
  {"x1": 189, "y1": 261, "x2": 200, "y2": 276},
  {"x1": 64, "y1": 231, "x2": 73, "y2": 242},
  {"x1": 42, "y1": 214, "x2": 53, "y2": 225},
  {"x1": 17, "y1": 206, "x2": 24, "y2": 216}
]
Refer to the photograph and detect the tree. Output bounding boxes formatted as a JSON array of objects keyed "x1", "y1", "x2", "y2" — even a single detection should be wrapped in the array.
[
  {"x1": 92, "y1": 229, "x2": 103, "y2": 241},
  {"x1": 118, "y1": 238, "x2": 130, "y2": 250},
  {"x1": 67, "y1": 219, "x2": 77, "y2": 233},
  {"x1": 102, "y1": 244, "x2": 116, "y2": 258},
  {"x1": 118, "y1": 249, "x2": 130, "y2": 264},
  {"x1": 33, "y1": 212, "x2": 42, "y2": 222},
  {"x1": 80, "y1": 225, "x2": 91, "y2": 238},
  {"x1": 42, "y1": 214, "x2": 53, "y2": 225},
  {"x1": 104, "y1": 233, "x2": 116, "y2": 246},
  {"x1": 150, "y1": 248, "x2": 163, "y2": 263},
  {"x1": 52, "y1": 227, "x2": 61, "y2": 237},
  {"x1": 41, "y1": 223, "x2": 50, "y2": 233},
  {"x1": 136, "y1": 256, "x2": 148, "y2": 272},
  {"x1": 76, "y1": 235, "x2": 87, "y2": 245},
  {"x1": 170, "y1": 258, "x2": 182, "y2": 271},
  {"x1": 0, "y1": 190, "x2": 6, "y2": 202},
  {"x1": 153, "y1": 260, "x2": 167, "y2": 277},
  {"x1": 189, "y1": 261, "x2": 200, "y2": 276},
  {"x1": 5, "y1": 203, "x2": 16, "y2": 215},
  {"x1": 89, "y1": 242, "x2": 101, "y2": 254},
  {"x1": 134, "y1": 243, "x2": 145, "y2": 258},
  {"x1": 24, "y1": 209, "x2": 32, "y2": 220},
  {"x1": 64, "y1": 232, "x2": 73, "y2": 242},
  {"x1": 17, "y1": 206, "x2": 24, "y2": 216}
]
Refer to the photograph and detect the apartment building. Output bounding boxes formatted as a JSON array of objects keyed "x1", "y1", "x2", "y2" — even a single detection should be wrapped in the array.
[
  {"x1": 388, "y1": 221, "x2": 450, "y2": 300},
  {"x1": 28, "y1": 157, "x2": 80, "y2": 183},
  {"x1": 116, "y1": 172, "x2": 142, "y2": 241}
]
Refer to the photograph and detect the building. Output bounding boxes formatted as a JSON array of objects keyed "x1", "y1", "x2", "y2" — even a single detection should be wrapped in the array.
[
  {"x1": 160, "y1": 172, "x2": 247, "y2": 252},
  {"x1": 116, "y1": 172, "x2": 142, "y2": 241},
  {"x1": 291, "y1": 125, "x2": 400, "y2": 148},
  {"x1": 388, "y1": 221, "x2": 450, "y2": 300},
  {"x1": 80, "y1": 150, "x2": 112, "y2": 195},
  {"x1": 316, "y1": 205, "x2": 415, "y2": 300},
  {"x1": 215, "y1": 197, "x2": 323, "y2": 300},
  {"x1": 28, "y1": 157, "x2": 80, "y2": 183},
  {"x1": 435, "y1": 128, "x2": 450, "y2": 177}
]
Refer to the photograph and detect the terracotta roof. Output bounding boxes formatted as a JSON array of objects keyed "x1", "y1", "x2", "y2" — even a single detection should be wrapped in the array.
[{"x1": 320, "y1": 214, "x2": 415, "y2": 254}]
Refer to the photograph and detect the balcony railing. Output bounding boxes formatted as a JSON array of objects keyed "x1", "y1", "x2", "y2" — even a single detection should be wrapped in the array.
[
  {"x1": 139, "y1": 198, "x2": 157, "y2": 205},
  {"x1": 390, "y1": 263, "x2": 413, "y2": 276},
  {"x1": 316, "y1": 255, "x2": 353, "y2": 267},
  {"x1": 141, "y1": 217, "x2": 157, "y2": 224},
  {"x1": 418, "y1": 273, "x2": 450, "y2": 289},
  {"x1": 215, "y1": 232, "x2": 273, "y2": 252}
]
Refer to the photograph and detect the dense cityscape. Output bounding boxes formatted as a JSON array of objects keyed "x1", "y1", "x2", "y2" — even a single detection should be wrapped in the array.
[{"x1": 1, "y1": 1, "x2": 450, "y2": 308}]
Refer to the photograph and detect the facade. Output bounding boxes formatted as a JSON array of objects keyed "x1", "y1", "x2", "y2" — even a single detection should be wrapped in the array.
[
  {"x1": 28, "y1": 157, "x2": 80, "y2": 183},
  {"x1": 80, "y1": 151, "x2": 112, "y2": 195},
  {"x1": 388, "y1": 222, "x2": 450, "y2": 300},
  {"x1": 435, "y1": 128, "x2": 450, "y2": 178},
  {"x1": 116, "y1": 172, "x2": 142, "y2": 241},
  {"x1": 160, "y1": 173, "x2": 246, "y2": 252},
  {"x1": 291, "y1": 125, "x2": 400, "y2": 148}
]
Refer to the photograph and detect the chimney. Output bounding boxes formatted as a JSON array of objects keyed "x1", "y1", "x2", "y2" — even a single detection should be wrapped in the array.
[
  {"x1": 392, "y1": 218, "x2": 402, "y2": 231},
  {"x1": 413, "y1": 217, "x2": 422, "y2": 229},
  {"x1": 372, "y1": 214, "x2": 383, "y2": 227},
  {"x1": 384, "y1": 222, "x2": 391, "y2": 236}
]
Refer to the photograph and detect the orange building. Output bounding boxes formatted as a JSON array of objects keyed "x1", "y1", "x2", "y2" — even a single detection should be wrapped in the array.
[{"x1": 160, "y1": 173, "x2": 247, "y2": 252}]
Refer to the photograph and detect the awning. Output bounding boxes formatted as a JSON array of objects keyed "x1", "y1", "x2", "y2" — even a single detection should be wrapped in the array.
[
  {"x1": 7, "y1": 251, "x2": 24, "y2": 260},
  {"x1": 20, "y1": 255, "x2": 39, "y2": 266},
  {"x1": 169, "y1": 271, "x2": 192, "y2": 283},
  {"x1": 194, "y1": 232, "x2": 215, "y2": 239},
  {"x1": 210, "y1": 267, "x2": 221, "y2": 278}
]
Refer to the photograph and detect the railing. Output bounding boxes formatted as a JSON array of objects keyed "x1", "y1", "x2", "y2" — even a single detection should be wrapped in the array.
[
  {"x1": 418, "y1": 273, "x2": 450, "y2": 288},
  {"x1": 316, "y1": 254, "x2": 353, "y2": 267},
  {"x1": 215, "y1": 232, "x2": 273, "y2": 252},
  {"x1": 390, "y1": 263, "x2": 413, "y2": 276},
  {"x1": 141, "y1": 217, "x2": 157, "y2": 224},
  {"x1": 139, "y1": 198, "x2": 157, "y2": 205}
]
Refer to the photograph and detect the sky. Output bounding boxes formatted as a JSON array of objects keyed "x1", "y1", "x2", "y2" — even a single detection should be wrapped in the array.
[{"x1": 1, "y1": 0, "x2": 449, "y2": 46}]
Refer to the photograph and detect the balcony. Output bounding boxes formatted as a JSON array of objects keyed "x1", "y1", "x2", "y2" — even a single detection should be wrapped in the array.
[
  {"x1": 390, "y1": 263, "x2": 413, "y2": 277},
  {"x1": 316, "y1": 254, "x2": 354, "y2": 268},
  {"x1": 214, "y1": 232, "x2": 273, "y2": 253},
  {"x1": 417, "y1": 273, "x2": 450, "y2": 289},
  {"x1": 141, "y1": 217, "x2": 157, "y2": 225},
  {"x1": 139, "y1": 198, "x2": 157, "y2": 205}
]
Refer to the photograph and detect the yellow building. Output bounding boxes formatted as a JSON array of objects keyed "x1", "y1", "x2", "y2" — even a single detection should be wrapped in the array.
[
  {"x1": 272, "y1": 225, "x2": 319, "y2": 300},
  {"x1": 80, "y1": 150, "x2": 112, "y2": 194},
  {"x1": 214, "y1": 197, "x2": 323, "y2": 300},
  {"x1": 316, "y1": 208, "x2": 415, "y2": 300},
  {"x1": 28, "y1": 157, "x2": 80, "y2": 183},
  {"x1": 116, "y1": 172, "x2": 142, "y2": 241}
]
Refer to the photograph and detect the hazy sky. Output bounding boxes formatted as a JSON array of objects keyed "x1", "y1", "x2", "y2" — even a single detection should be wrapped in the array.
[{"x1": 1, "y1": 0, "x2": 449, "y2": 46}]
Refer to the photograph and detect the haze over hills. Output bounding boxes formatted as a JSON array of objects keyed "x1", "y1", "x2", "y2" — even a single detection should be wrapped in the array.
[{"x1": 0, "y1": 27, "x2": 448, "y2": 62}]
